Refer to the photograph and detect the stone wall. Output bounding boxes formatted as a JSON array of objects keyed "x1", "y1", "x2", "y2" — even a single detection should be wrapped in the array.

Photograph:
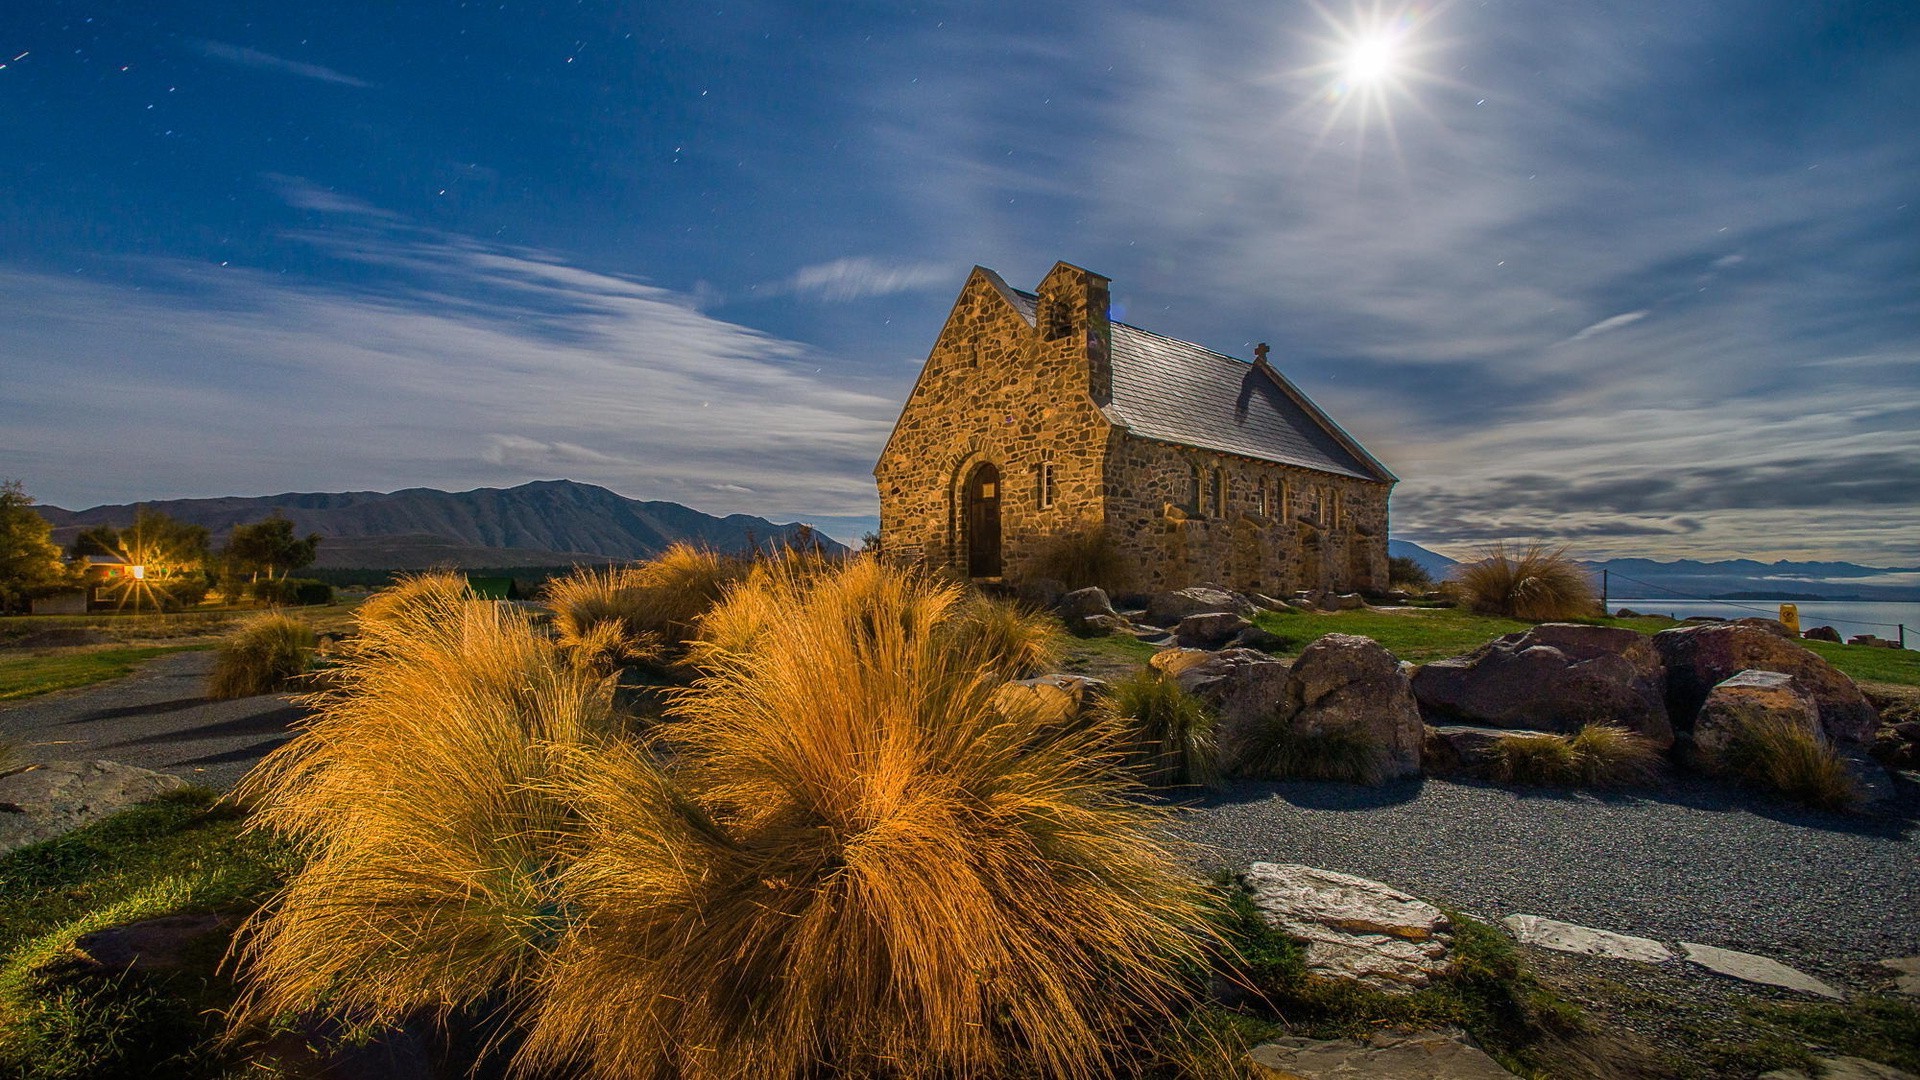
[
  {"x1": 1101, "y1": 433, "x2": 1389, "y2": 595},
  {"x1": 874, "y1": 265, "x2": 1115, "y2": 578}
]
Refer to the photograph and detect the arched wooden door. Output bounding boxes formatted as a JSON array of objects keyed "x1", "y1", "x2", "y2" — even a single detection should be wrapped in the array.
[{"x1": 964, "y1": 463, "x2": 1002, "y2": 578}]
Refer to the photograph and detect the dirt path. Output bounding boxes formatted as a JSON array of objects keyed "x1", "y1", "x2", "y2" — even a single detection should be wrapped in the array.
[{"x1": 0, "y1": 651, "x2": 305, "y2": 792}]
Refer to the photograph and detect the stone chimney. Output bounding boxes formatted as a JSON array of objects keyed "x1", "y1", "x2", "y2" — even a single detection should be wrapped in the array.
[{"x1": 1035, "y1": 261, "x2": 1113, "y2": 406}]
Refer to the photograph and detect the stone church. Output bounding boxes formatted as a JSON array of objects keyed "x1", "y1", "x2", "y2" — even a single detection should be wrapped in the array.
[{"x1": 874, "y1": 262, "x2": 1395, "y2": 595}]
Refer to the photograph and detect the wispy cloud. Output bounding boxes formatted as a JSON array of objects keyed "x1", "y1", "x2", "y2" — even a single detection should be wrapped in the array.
[
  {"x1": 765, "y1": 257, "x2": 953, "y2": 302},
  {"x1": 260, "y1": 173, "x2": 400, "y2": 219},
  {"x1": 0, "y1": 233, "x2": 897, "y2": 526},
  {"x1": 193, "y1": 40, "x2": 370, "y2": 88},
  {"x1": 1561, "y1": 310, "x2": 1649, "y2": 344}
]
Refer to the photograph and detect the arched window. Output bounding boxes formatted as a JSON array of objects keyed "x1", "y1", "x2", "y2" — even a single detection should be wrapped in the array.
[{"x1": 1188, "y1": 463, "x2": 1204, "y2": 516}]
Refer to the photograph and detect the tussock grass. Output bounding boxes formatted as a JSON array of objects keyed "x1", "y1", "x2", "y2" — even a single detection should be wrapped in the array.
[
  {"x1": 940, "y1": 592, "x2": 1064, "y2": 680},
  {"x1": 1487, "y1": 725, "x2": 1662, "y2": 789},
  {"x1": 206, "y1": 613, "x2": 317, "y2": 700},
  {"x1": 1449, "y1": 544, "x2": 1598, "y2": 621},
  {"x1": 1714, "y1": 715, "x2": 1859, "y2": 811},
  {"x1": 231, "y1": 597, "x2": 621, "y2": 1028},
  {"x1": 351, "y1": 570, "x2": 471, "y2": 633},
  {"x1": 1030, "y1": 525, "x2": 1131, "y2": 592},
  {"x1": 1107, "y1": 670, "x2": 1218, "y2": 788},
  {"x1": 236, "y1": 557, "x2": 1209, "y2": 1078},
  {"x1": 1237, "y1": 720, "x2": 1386, "y2": 785},
  {"x1": 546, "y1": 544, "x2": 753, "y2": 674}
]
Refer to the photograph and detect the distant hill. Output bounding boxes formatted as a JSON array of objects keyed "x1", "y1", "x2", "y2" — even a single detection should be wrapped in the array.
[
  {"x1": 36, "y1": 480, "x2": 845, "y2": 570},
  {"x1": 1581, "y1": 556, "x2": 1920, "y2": 603}
]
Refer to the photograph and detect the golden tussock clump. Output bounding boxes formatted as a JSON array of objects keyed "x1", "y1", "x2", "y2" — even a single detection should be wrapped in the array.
[
  {"x1": 545, "y1": 544, "x2": 755, "y2": 673},
  {"x1": 234, "y1": 557, "x2": 1209, "y2": 1078},
  {"x1": 1449, "y1": 543, "x2": 1599, "y2": 622},
  {"x1": 207, "y1": 611, "x2": 318, "y2": 700}
]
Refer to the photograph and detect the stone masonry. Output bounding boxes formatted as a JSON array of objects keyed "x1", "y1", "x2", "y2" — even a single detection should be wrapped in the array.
[{"x1": 874, "y1": 262, "x2": 1393, "y2": 594}]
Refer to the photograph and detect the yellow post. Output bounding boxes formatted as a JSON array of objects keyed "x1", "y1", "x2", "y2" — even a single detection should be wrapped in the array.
[{"x1": 1778, "y1": 603, "x2": 1800, "y2": 635}]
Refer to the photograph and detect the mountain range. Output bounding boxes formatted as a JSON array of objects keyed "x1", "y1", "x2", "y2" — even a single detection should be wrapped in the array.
[
  {"x1": 36, "y1": 480, "x2": 844, "y2": 570},
  {"x1": 1388, "y1": 540, "x2": 1920, "y2": 603}
]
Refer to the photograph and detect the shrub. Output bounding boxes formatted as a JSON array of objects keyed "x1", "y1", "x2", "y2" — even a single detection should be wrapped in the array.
[
  {"x1": 939, "y1": 592, "x2": 1064, "y2": 680},
  {"x1": 231, "y1": 597, "x2": 620, "y2": 1029},
  {"x1": 1448, "y1": 544, "x2": 1598, "y2": 621},
  {"x1": 1486, "y1": 732, "x2": 1579, "y2": 786},
  {"x1": 1714, "y1": 715, "x2": 1859, "y2": 811},
  {"x1": 247, "y1": 578, "x2": 331, "y2": 606},
  {"x1": 546, "y1": 545, "x2": 753, "y2": 674},
  {"x1": 523, "y1": 556, "x2": 1208, "y2": 1078},
  {"x1": 1387, "y1": 555, "x2": 1434, "y2": 590},
  {"x1": 1107, "y1": 670, "x2": 1218, "y2": 788},
  {"x1": 351, "y1": 571, "x2": 471, "y2": 634},
  {"x1": 1566, "y1": 724, "x2": 1663, "y2": 788},
  {"x1": 206, "y1": 613, "x2": 317, "y2": 700},
  {"x1": 543, "y1": 565, "x2": 657, "y2": 674},
  {"x1": 1237, "y1": 719, "x2": 1386, "y2": 785},
  {"x1": 1029, "y1": 525, "x2": 1131, "y2": 592}
]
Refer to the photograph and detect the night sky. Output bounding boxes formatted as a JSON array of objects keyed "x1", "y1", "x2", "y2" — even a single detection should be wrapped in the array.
[{"x1": 3, "y1": 1, "x2": 1916, "y2": 561}]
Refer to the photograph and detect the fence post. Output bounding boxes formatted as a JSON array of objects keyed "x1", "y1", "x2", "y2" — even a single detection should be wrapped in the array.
[{"x1": 1601, "y1": 568, "x2": 1609, "y2": 611}]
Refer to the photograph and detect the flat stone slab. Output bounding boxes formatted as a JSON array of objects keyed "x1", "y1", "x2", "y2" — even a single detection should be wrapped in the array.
[
  {"x1": 1243, "y1": 863, "x2": 1452, "y2": 992},
  {"x1": 0, "y1": 760, "x2": 189, "y2": 854},
  {"x1": 1502, "y1": 914, "x2": 1673, "y2": 963},
  {"x1": 1248, "y1": 1029, "x2": 1518, "y2": 1078},
  {"x1": 1681, "y1": 942, "x2": 1843, "y2": 999},
  {"x1": 1761, "y1": 1057, "x2": 1920, "y2": 1080}
]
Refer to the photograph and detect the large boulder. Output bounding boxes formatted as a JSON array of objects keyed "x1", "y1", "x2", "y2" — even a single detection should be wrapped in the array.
[
  {"x1": 1173, "y1": 611, "x2": 1253, "y2": 649},
  {"x1": 1240, "y1": 863, "x2": 1453, "y2": 992},
  {"x1": 1411, "y1": 623, "x2": 1673, "y2": 749},
  {"x1": 1269, "y1": 634, "x2": 1424, "y2": 781},
  {"x1": 1172, "y1": 648, "x2": 1294, "y2": 762},
  {"x1": 1247, "y1": 1030, "x2": 1518, "y2": 1079},
  {"x1": 1654, "y1": 622, "x2": 1878, "y2": 744},
  {"x1": 1694, "y1": 669, "x2": 1824, "y2": 765},
  {"x1": 1056, "y1": 586, "x2": 1116, "y2": 620},
  {"x1": 1145, "y1": 586, "x2": 1254, "y2": 626},
  {"x1": 0, "y1": 760, "x2": 189, "y2": 854}
]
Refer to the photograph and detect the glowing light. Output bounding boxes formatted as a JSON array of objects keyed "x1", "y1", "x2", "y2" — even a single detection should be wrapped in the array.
[
  {"x1": 1342, "y1": 32, "x2": 1399, "y2": 85},
  {"x1": 1289, "y1": 1, "x2": 1448, "y2": 160},
  {"x1": 130, "y1": 564, "x2": 146, "y2": 580}
]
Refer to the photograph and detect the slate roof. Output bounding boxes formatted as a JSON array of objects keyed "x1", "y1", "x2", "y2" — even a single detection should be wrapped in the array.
[{"x1": 1006, "y1": 288, "x2": 1391, "y2": 482}]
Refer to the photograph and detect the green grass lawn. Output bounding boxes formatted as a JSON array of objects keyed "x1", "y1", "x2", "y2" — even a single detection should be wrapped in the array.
[
  {"x1": 0, "y1": 645, "x2": 210, "y2": 703},
  {"x1": 0, "y1": 789, "x2": 295, "y2": 1077}
]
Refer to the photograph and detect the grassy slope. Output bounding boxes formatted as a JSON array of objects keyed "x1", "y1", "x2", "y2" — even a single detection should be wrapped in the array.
[{"x1": 0, "y1": 645, "x2": 208, "y2": 703}]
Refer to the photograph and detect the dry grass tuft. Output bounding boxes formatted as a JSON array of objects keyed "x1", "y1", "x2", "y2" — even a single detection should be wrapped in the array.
[
  {"x1": 1488, "y1": 725, "x2": 1663, "y2": 788},
  {"x1": 1029, "y1": 525, "x2": 1131, "y2": 592},
  {"x1": 546, "y1": 545, "x2": 753, "y2": 674},
  {"x1": 231, "y1": 596, "x2": 621, "y2": 1027},
  {"x1": 236, "y1": 556, "x2": 1208, "y2": 1078},
  {"x1": 1237, "y1": 719, "x2": 1386, "y2": 785},
  {"x1": 1107, "y1": 670, "x2": 1218, "y2": 788},
  {"x1": 351, "y1": 571, "x2": 472, "y2": 634},
  {"x1": 207, "y1": 612, "x2": 318, "y2": 700},
  {"x1": 1449, "y1": 544, "x2": 1599, "y2": 621},
  {"x1": 939, "y1": 592, "x2": 1065, "y2": 680},
  {"x1": 1714, "y1": 715, "x2": 1859, "y2": 811}
]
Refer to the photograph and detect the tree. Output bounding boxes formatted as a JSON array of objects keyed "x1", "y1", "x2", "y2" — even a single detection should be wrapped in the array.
[
  {"x1": 0, "y1": 480, "x2": 74, "y2": 612},
  {"x1": 223, "y1": 513, "x2": 321, "y2": 583},
  {"x1": 69, "y1": 524, "x2": 122, "y2": 558}
]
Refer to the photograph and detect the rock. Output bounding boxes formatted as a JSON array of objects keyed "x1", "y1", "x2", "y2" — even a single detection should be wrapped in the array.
[
  {"x1": 1269, "y1": 635, "x2": 1424, "y2": 782},
  {"x1": 1803, "y1": 625, "x2": 1843, "y2": 643},
  {"x1": 1173, "y1": 648, "x2": 1294, "y2": 763},
  {"x1": 1501, "y1": 914, "x2": 1673, "y2": 962},
  {"x1": 1247, "y1": 592, "x2": 1289, "y2": 612},
  {"x1": 1762, "y1": 1059, "x2": 1919, "y2": 1080},
  {"x1": 1247, "y1": 1029, "x2": 1518, "y2": 1079},
  {"x1": 1241, "y1": 863, "x2": 1452, "y2": 992},
  {"x1": 1694, "y1": 670, "x2": 1824, "y2": 765},
  {"x1": 1850, "y1": 635, "x2": 1901, "y2": 649},
  {"x1": 997, "y1": 674, "x2": 1107, "y2": 726},
  {"x1": 1056, "y1": 586, "x2": 1116, "y2": 620},
  {"x1": 72, "y1": 914, "x2": 230, "y2": 974},
  {"x1": 1841, "y1": 750, "x2": 1898, "y2": 804},
  {"x1": 1229, "y1": 625, "x2": 1292, "y2": 652},
  {"x1": 1615, "y1": 608, "x2": 1643, "y2": 618},
  {"x1": 1067, "y1": 613, "x2": 1121, "y2": 637},
  {"x1": 1654, "y1": 622, "x2": 1879, "y2": 744},
  {"x1": 1421, "y1": 725, "x2": 1547, "y2": 779},
  {"x1": 1326, "y1": 592, "x2": 1367, "y2": 611},
  {"x1": 1174, "y1": 611, "x2": 1254, "y2": 648},
  {"x1": 1679, "y1": 942, "x2": 1843, "y2": 998},
  {"x1": 1412, "y1": 623, "x2": 1673, "y2": 748},
  {"x1": 1145, "y1": 586, "x2": 1255, "y2": 626},
  {"x1": 0, "y1": 760, "x2": 189, "y2": 854},
  {"x1": 1879, "y1": 956, "x2": 1920, "y2": 996},
  {"x1": 1151, "y1": 646, "x2": 1219, "y2": 678}
]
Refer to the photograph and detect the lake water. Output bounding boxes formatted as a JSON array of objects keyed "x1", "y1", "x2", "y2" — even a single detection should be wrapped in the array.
[{"x1": 1611, "y1": 598, "x2": 1919, "y2": 650}]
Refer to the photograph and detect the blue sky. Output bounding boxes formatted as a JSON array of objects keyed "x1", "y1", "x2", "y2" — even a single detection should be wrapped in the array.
[{"x1": 2, "y1": 0, "x2": 1916, "y2": 561}]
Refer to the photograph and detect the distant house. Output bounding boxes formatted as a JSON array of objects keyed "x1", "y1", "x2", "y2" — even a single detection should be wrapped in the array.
[
  {"x1": 874, "y1": 262, "x2": 1395, "y2": 594},
  {"x1": 29, "y1": 556, "x2": 137, "y2": 615}
]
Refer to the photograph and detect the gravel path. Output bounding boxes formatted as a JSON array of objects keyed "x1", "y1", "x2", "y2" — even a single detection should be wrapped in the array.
[
  {"x1": 0, "y1": 651, "x2": 304, "y2": 792},
  {"x1": 1180, "y1": 775, "x2": 1920, "y2": 982}
]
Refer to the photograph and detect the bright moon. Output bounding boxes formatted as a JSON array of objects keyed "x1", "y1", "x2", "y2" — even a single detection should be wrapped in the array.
[{"x1": 1342, "y1": 34, "x2": 1399, "y2": 84}]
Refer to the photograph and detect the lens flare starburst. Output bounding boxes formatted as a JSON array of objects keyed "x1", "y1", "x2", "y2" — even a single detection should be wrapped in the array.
[{"x1": 1293, "y1": 1, "x2": 1448, "y2": 163}]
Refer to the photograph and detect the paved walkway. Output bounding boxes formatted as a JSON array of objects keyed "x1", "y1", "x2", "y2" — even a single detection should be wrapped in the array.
[{"x1": 0, "y1": 651, "x2": 305, "y2": 792}]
